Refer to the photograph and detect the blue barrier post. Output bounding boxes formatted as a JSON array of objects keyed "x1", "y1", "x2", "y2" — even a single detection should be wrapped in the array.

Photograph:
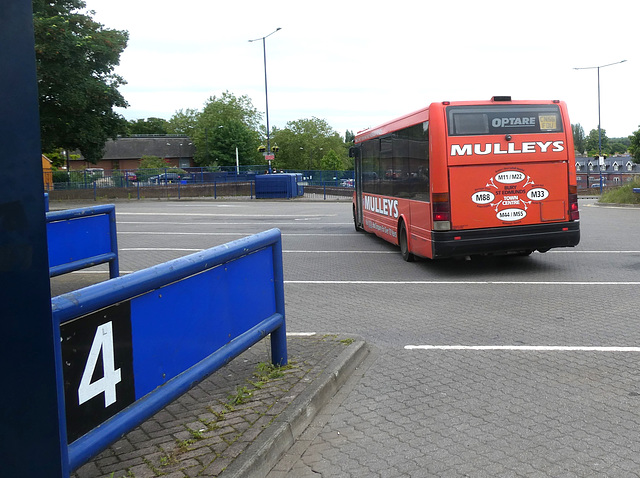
[
  {"x1": 270, "y1": 232, "x2": 287, "y2": 365},
  {"x1": 0, "y1": 1, "x2": 68, "y2": 476}
]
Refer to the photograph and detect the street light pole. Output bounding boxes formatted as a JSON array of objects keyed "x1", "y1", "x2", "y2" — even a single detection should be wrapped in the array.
[
  {"x1": 574, "y1": 60, "x2": 627, "y2": 193},
  {"x1": 249, "y1": 28, "x2": 281, "y2": 174}
]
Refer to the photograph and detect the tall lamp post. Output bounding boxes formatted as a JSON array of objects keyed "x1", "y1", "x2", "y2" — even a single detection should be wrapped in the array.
[
  {"x1": 249, "y1": 28, "x2": 281, "y2": 174},
  {"x1": 574, "y1": 59, "x2": 627, "y2": 193}
]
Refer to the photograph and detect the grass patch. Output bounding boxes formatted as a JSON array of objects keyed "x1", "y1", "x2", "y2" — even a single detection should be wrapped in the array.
[
  {"x1": 253, "y1": 361, "x2": 292, "y2": 381},
  {"x1": 600, "y1": 181, "x2": 640, "y2": 204}
]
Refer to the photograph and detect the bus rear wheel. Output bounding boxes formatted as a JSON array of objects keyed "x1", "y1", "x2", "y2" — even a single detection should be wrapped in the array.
[
  {"x1": 353, "y1": 206, "x2": 363, "y2": 232},
  {"x1": 399, "y1": 222, "x2": 415, "y2": 262}
]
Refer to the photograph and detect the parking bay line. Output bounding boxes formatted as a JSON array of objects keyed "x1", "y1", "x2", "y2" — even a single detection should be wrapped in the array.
[
  {"x1": 119, "y1": 232, "x2": 357, "y2": 236},
  {"x1": 64, "y1": 274, "x2": 640, "y2": 286},
  {"x1": 116, "y1": 240, "x2": 640, "y2": 254},
  {"x1": 284, "y1": 280, "x2": 640, "y2": 285},
  {"x1": 116, "y1": 213, "x2": 336, "y2": 218},
  {"x1": 405, "y1": 345, "x2": 640, "y2": 352},
  {"x1": 119, "y1": 248, "x2": 396, "y2": 253}
]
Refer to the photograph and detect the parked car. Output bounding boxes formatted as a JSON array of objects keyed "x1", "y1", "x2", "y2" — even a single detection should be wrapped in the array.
[
  {"x1": 340, "y1": 178, "x2": 355, "y2": 187},
  {"x1": 84, "y1": 167, "x2": 104, "y2": 179},
  {"x1": 93, "y1": 177, "x2": 114, "y2": 187},
  {"x1": 124, "y1": 172, "x2": 137, "y2": 182},
  {"x1": 148, "y1": 172, "x2": 182, "y2": 184},
  {"x1": 385, "y1": 169, "x2": 402, "y2": 179}
]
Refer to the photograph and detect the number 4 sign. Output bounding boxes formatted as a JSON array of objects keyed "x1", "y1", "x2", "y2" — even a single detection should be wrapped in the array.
[
  {"x1": 61, "y1": 302, "x2": 135, "y2": 443},
  {"x1": 78, "y1": 322, "x2": 121, "y2": 408}
]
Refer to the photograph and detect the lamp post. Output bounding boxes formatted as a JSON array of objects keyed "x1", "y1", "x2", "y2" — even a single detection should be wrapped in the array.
[
  {"x1": 249, "y1": 28, "x2": 281, "y2": 174},
  {"x1": 574, "y1": 60, "x2": 626, "y2": 193}
]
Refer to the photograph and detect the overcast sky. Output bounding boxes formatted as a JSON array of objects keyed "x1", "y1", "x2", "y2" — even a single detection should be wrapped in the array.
[{"x1": 84, "y1": 0, "x2": 638, "y2": 139}]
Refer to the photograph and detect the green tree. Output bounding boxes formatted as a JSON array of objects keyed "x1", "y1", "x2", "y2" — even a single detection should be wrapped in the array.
[
  {"x1": 136, "y1": 155, "x2": 185, "y2": 181},
  {"x1": 190, "y1": 92, "x2": 263, "y2": 167},
  {"x1": 572, "y1": 123, "x2": 586, "y2": 155},
  {"x1": 127, "y1": 117, "x2": 169, "y2": 135},
  {"x1": 320, "y1": 149, "x2": 345, "y2": 170},
  {"x1": 345, "y1": 129, "x2": 355, "y2": 144},
  {"x1": 585, "y1": 128, "x2": 609, "y2": 156},
  {"x1": 168, "y1": 108, "x2": 199, "y2": 136},
  {"x1": 609, "y1": 141, "x2": 628, "y2": 155},
  {"x1": 629, "y1": 126, "x2": 640, "y2": 163},
  {"x1": 33, "y1": 0, "x2": 129, "y2": 162},
  {"x1": 138, "y1": 155, "x2": 170, "y2": 169},
  {"x1": 42, "y1": 148, "x2": 79, "y2": 168},
  {"x1": 272, "y1": 117, "x2": 348, "y2": 170}
]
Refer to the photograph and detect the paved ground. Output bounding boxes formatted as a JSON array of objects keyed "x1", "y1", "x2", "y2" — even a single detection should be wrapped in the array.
[
  {"x1": 71, "y1": 333, "x2": 368, "y2": 478},
  {"x1": 52, "y1": 197, "x2": 640, "y2": 477}
]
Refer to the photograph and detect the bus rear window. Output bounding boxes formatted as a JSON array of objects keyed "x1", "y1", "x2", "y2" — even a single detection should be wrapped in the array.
[{"x1": 447, "y1": 105, "x2": 563, "y2": 136}]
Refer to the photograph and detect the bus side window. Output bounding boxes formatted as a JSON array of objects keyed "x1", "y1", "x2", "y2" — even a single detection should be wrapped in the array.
[
  {"x1": 391, "y1": 122, "x2": 429, "y2": 200},
  {"x1": 361, "y1": 139, "x2": 379, "y2": 195}
]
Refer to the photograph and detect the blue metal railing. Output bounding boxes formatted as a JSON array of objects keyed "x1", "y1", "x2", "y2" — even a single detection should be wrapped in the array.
[
  {"x1": 48, "y1": 168, "x2": 355, "y2": 190},
  {"x1": 52, "y1": 228, "x2": 286, "y2": 472},
  {"x1": 46, "y1": 205, "x2": 119, "y2": 279}
]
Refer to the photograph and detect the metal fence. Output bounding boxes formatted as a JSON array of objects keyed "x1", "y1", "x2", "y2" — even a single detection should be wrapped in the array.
[{"x1": 47, "y1": 167, "x2": 355, "y2": 201}]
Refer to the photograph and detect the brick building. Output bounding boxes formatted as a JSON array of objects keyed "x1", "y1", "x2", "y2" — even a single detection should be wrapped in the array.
[{"x1": 70, "y1": 135, "x2": 196, "y2": 172}]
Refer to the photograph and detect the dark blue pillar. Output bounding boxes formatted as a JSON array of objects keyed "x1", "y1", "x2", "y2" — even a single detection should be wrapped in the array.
[{"x1": 0, "y1": 1, "x2": 68, "y2": 476}]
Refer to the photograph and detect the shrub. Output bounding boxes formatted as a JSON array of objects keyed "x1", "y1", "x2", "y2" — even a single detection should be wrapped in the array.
[{"x1": 599, "y1": 181, "x2": 640, "y2": 204}]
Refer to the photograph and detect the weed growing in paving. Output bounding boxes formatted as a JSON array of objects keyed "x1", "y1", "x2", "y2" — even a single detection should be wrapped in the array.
[
  {"x1": 228, "y1": 385, "x2": 253, "y2": 405},
  {"x1": 254, "y1": 361, "x2": 292, "y2": 380}
]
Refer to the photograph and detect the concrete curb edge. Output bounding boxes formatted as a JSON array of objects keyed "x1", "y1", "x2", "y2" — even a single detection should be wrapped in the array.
[{"x1": 221, "y1": 336, "x2": 370, "y2": 477}]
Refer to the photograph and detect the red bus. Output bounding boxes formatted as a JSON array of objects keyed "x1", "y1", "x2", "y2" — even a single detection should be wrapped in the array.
[{"x1": 351, "y1": 96, "x2": 580, "y2": 261}]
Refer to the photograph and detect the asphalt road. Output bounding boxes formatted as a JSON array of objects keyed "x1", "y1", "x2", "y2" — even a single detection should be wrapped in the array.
[{"x1": 51, "y1": 198, "x2": 640, "y2": 477}]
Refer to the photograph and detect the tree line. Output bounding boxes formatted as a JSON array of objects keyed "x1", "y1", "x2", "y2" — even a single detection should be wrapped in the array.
[
  {"x1": 571, "y1": 124, "x2": 639, "y2": 160},
  {"x1": 33, "y1": 0, "x2": 354, "y2": 172},
  {"x1": 124, "y1": 93, "x2": 354, "y2": 171},
  {"x1": 34, "y1": 1, "x2": 640, "y2": 169}
]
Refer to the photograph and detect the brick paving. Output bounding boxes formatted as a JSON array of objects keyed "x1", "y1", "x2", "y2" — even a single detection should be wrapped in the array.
[{"x1": 71, "y1": 334, "x2": 352, "y2": 478}]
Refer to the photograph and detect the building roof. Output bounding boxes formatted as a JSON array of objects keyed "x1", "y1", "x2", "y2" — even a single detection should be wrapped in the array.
[{"x1": 80, "y1": 136, "x2": 196, "y2": 161}]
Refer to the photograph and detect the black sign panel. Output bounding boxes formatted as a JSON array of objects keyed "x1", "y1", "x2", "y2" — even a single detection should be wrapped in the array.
[
  {"x1": 61, "y1": 302, "x2": 135, "y2": 443},
  {"x1": 447, "y1": 105, "x2": 563, "y2": 136}
]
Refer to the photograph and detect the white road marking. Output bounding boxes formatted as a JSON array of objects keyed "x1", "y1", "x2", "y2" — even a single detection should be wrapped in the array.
[
  {"x1": 405, "y1": 345, "x2": 640, "y2": 352},
  {"x1": 119, "y1": 248, "x2": 395, "y2": 253},
  {"x1": 65, "y1": 273, "x2": 640, "y2": 286},
  {"x1": 118, "y1": 221, "x2": 351, "y2": 226},
  {"x1": 283, "y1": 280, "x2": 640, "y2": 285},
  {"x1": 119, "y1": 231, "x2": 356, "y2": 236},
  {"x1": 116, "y1": 212, "x2": 335, "y2": 218}
]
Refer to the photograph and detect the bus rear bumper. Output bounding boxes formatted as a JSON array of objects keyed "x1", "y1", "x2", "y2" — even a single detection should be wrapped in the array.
[{"x1": 432, "y1": 221, "x2": 580, "y2": 259}]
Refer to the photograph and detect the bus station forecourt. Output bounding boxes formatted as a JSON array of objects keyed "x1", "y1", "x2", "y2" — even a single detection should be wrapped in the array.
[{"x1": 51, "y1": 196, "x2": 640, "y2": 477}]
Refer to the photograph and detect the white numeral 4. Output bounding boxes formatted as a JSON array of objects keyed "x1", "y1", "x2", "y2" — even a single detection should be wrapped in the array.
[{"x1": 78, "y1": 322, "x2": 122, "y2": 407}]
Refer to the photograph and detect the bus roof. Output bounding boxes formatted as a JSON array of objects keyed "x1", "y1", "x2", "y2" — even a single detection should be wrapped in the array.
[{"x1": 354, "y1": 98, "x2": 564, "y2": 143}]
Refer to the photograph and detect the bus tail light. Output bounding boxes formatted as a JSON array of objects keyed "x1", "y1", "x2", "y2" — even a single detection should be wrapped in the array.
[
  {"x1": 568, "y1": 185, "x2": 580, "y2": 221},
  {"x1": 432, "y1": 192, "x2": 451, "y2": 231}
]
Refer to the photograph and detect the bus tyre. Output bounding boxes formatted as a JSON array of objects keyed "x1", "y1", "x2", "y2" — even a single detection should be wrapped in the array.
[
  {"x1": 353, "y1": 206, "x2": 363, "y2": 232},
  {"x1": 399, "y1": 222, "x2": 415, "y2": 262}
]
